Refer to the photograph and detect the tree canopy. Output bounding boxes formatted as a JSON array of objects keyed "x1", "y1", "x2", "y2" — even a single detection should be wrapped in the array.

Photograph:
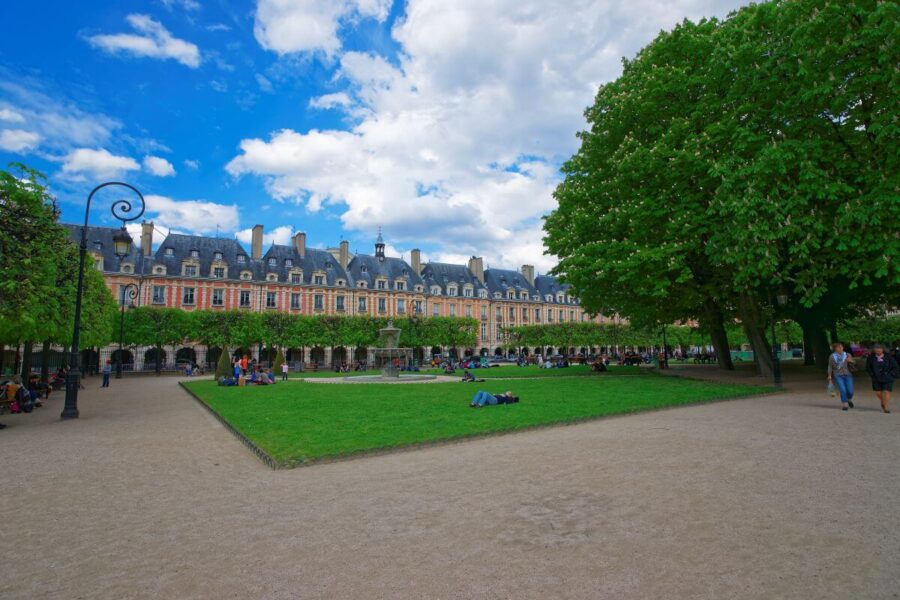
[{"x1": 545, "y1": 0, "x2": 898, "y2": 375}]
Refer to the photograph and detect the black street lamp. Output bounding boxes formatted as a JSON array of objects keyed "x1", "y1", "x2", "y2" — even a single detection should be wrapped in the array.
[
  {"x1": 115, "y1": 282, "x2": 140, "y2": 379},
  {"x1": 769, "y1": 287, "x2": 789, "y2": 390},
  {"x1": 61, "y1": 182, "x2": 145, "y2": 420}
]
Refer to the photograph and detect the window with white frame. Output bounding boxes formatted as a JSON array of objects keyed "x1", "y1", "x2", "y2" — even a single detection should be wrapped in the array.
[
  {"x1": 414, "y1": 300, "x2": 422, "y2": 314},
  {"x1": 291, "y1": 272, "x2": 301, "y2": 284},
  {"x1": 212, "y1": 289, "x2": 224, "y2": 306},
  {"x1": 291, "y1": 293, "x2": 301, "y2": 310},
  {"x1": 433, "y1": 302, "x2": 440, "y2": 316},
  {"x1": 240, "y1": 291, "x2": 251, "y2": 307},
  {"x1": 465, "y1": 305, "x2": 472, "y2": 317},
  {"x1": 358, "y1": 296, "x2": 367, "y2": 312},
  {"x1": 396, "y1": 281, "x2": 405, "y2": 291},
  {"x1": 213, "y1": 266, "x2": 225, "y2": 278},
  {"x1": 184, "y1": 264, "x2": 197, "y2": 277},
  {"x1": 378, "y1": 298, "x2": 386, "y2": 313},
  {"x1": 336, "y1": 295, "x2": 345, "y2": 311},
  {"x1": 397, "y1": 299, "x2": 406, "y2": 313},
  {"x1": 182, "y1": 287, "x2": 195, "y2": 305},
  {"x1": 449, "y1": 304, "x2": 456, "y2": 317},
  {"x1": 152, "y1": 285, "x2": 165, "y2": 304},
  {"x1": 266, "y1": 292, "x2": 277, "y2": 308},
  {"x1": 377, "y1": 279, "x2": 386, "y2": 290},
  {"x1": 314, "y1": 294, "x2": 324, "y2": 310}
]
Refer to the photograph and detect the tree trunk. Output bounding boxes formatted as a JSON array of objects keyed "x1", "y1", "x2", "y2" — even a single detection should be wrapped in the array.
[
  {"x1": 702, "y1": 300, "x2": 734, "y2": 371},
  {"x1": 20, "y1": 341, "x2": 33, "y2": 380},
  {"x1": 812, "y1": 328, "x2": 831, "y2": 371},
  {"x1": 830, "y1": 322, "x2": 840, "y2": 345},
  {"x1": 737, "y1": 293, "x2": 774, "y2": 380},
  {"x1": 156, "y1": 343, "x2": 162, "y2": 375},
  {"x1": 40, "y1": 340, "x2": 50, "y2": 384},
  {"x1": 801, "y1": 325, "x2": 816, "y2": 366}
]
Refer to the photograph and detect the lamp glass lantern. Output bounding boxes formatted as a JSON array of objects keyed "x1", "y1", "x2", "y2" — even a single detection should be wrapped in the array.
[{"x1": 112, "y1": 226, "x2": 133, "y2": 259}]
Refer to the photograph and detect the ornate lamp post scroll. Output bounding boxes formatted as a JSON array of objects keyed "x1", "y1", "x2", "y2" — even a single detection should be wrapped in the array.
[{"x1": 61, "y1": 182, "x2": 145, "y2": 420}]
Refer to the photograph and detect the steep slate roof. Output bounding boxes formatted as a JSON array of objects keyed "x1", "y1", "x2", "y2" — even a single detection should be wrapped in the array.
[
  {"x1": 483, "y1": 267, "x2": 538, "y2": 298},
  {"x1": 420, "y1": 262, "x2": 487, "y2": 295},
  {"x1": 534, "y1": 274, "x2": 578, "y2": 304},
  {"x1": 63, "y1": 224, "x2": 141, "y2": 273},
  {"x1": 153, "y1": 233, "x2": 261, "y2": 279},
  {"x1": 262, "y1": 244, "x2": 351, "y2": 286},
  {"x1": 346, "y1": 253, "x2": 423, "y2": 291}
]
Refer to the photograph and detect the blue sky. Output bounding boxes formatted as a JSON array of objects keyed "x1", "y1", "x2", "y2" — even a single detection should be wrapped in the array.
[{"x1": 0, "y1": 0, "x2": 746, "y2": 271}]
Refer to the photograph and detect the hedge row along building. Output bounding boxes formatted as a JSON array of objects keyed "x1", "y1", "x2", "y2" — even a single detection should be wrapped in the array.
[{"x1": 64, "y1": 222, "x2": 620, "y2": 368}]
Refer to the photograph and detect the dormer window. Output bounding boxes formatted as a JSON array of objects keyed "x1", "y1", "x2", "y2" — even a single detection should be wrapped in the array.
[
  {"x1": 431, "y1": 286, "x2": 441, "y2": 295},
  {"x1": 241, "y1": 271, "x2": 252, "y2": 280},
  {"x1": 533, "y1": 295, "x2": 540, "y2": 301},
  {"x1": 94, "y1": 242, "x2": 103, "y2": 251},
  {"x1": 361, "y1": 265, "x2": 368, "y2": 273},
  {"x1": 121, "y1": 265, "x2": 132, "y2": 274},
  {"x1": 190, "y1": 250, "x2": 199, "y2": 258},
  {"x1": 213, "y1": 251, "x2": 223, "y2": 260},
  {"x1": 448, "y1": 286, "x2": 457, "y2": 297},
  {"x1": 336, "y1": 279, "x2": 345, "y2": 287},
  {"x1": 267, "y1": 273, "x2": 278, "y2": 282},
  {"x1": 165, "y1": 248, "x2": 174, "y2": 256},
  {"x1": 396, "y1": 281, "x2": 405, "y2": 291},
  {"x1": 314, "y1": 274, "x2": 325, "y2": 285},
  {"x1": 285, "y1": 259, "x2": 292, "y2": 267},
  {"x1": 463, "y1": 287, "x2": 472, "y2": 297},
  {"x1": 494, "y1": 292, "x2": 501, "y2": 299},
  {"x1": 358, "y1": 281, "x2": 368, "y2": 289},
  {"x1": 545, "y1": 294, "x2": 553, "y2": 302},
  {"x1": 507, "y1": 290, "x2": 515, "y2": 299},
  {"x1": 268, "y1": 258, "x2": 277, "y2": 266},
  {"x1": 237, "y1": 254, "x2": 246, "y2": 263},
  {"x1": 377, "y1": 280, "x2": 386, "y2": 290},
  {"x1": 414, "y1": 285, "x2": 423, "y2": 293},
  {"x1": 479, "y1": 290, "x2": 488, "y2": 299}
]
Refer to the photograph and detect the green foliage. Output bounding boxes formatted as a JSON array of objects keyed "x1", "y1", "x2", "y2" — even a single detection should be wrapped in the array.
[
  {"x1": 215, "y1": 347, "x2": 232, "y2": 380},
  {"x1": 186, "y1": 374, "x2": 767, "y2": 464},
  {"x1": 544, "y1": 0, "x2": 899, "y2": 368},
  {"x1": 838, "y1": 315, "x2": 900, "y2": 345},
  {"x1": 505, "y1": 323, "x2": 701, "y2": 349},
  {"x1": 272, "y1": 347, "x2": 285, "y2": 374}
]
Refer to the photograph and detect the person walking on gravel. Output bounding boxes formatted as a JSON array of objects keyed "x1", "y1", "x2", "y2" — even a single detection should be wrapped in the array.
[
  {"x1": 827, "y1": 342, "x2": 856, "y2": 412},
  {"x1": 866, "y1": 344, "x2": 898, "y2": 414}
]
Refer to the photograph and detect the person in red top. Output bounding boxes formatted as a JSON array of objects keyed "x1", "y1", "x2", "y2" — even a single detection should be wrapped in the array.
[{"x1": 240, "y1": 355, "x2": 248, "y2": 375}]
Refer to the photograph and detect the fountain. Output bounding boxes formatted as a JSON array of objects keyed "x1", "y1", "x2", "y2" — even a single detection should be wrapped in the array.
[{"x1": 342, "y1": 320, "x2": 436, "y2": 382}]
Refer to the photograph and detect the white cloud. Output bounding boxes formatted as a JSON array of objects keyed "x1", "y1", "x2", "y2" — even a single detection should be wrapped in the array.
[
  {"x1": 236, "y1": 0, "x2": 746, "y2": 271},
  {"x1": 253, "y1": 0, "x2": 391, "y2": 56},
  {"x1": 0, "y1": 108, "x2": 25, "y2": 123},
  {"x1": 0, "y1": 129, "x2": 42, "y2": 152},
  {"x1": 308, "y1": 92, "x2": 353, "y2": 110},
  {"x1": 144, "y1": 195, "x2": 240, "y2": 235},
  {"x1": 235, "y1": 225, "x2": 294, "y2": 247},
  {"x1": 183, "y1": 159, "x2": 200, "y2": 169},
  {"x1": 161, "y1": 0, "x2": 201, "y2": 11},
  {"x1": 0, "y1": 79, "x2": 121, "y2": 152},
  {"x1": 255, "y1": 73, "x2": 274, "y2": 93},
  {"x1": 143, "y1": 155, "x2": 177, "y2": 177},
  {"x1": 87, "y1": 14, "x2": 201, "y2": 68},
  {"x1": 61, "y1": 148, "x2": 141, "y2": 180},
  {"x1": 206, "y1": 23, "x2": 231, "y2": 32}
]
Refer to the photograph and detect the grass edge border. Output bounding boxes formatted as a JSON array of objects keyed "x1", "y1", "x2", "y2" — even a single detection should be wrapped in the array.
[{"x1": 180, "y1": 381, "x2": 776, "y2": 471}]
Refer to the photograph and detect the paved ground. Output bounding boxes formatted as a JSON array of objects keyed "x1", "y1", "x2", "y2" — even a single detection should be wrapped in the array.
[{"x1": 2, "y1": 367, "x2": 898, "y2": 599}]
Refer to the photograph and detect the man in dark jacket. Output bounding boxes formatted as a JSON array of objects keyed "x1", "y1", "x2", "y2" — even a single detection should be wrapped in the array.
[{"x1": 866, "y1": 344, "x2": 899, "y2": 414}]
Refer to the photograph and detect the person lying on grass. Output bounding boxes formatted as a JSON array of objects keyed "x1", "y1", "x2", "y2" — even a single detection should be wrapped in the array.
[
  {"x1": 461, "y1": 370, "x2": 485, "y2": 383},
  {"x1": 470, "y1": 390, "x2": 519, "y2": 408}
]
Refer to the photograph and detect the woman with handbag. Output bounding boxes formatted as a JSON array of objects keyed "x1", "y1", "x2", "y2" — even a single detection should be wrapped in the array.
[
  {"x1": 827, "y1": 342, "x2": 857, "y2": 412},
  {"x1": 865, "y1": 344, "x2": 898, "y2": 414}
]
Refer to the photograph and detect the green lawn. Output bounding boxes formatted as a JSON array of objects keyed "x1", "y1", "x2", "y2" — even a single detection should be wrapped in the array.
[
  {"x1": 290, "y1": 364, "x2": 642, "y2": 379},
  {"x1": 184, "y1": 372, "x2": 769, "y2": 467}
]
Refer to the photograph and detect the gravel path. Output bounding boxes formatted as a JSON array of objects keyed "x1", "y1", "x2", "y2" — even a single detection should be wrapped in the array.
[{"x1": 1, "y1": 369, "x2": 897, "y2": 599}]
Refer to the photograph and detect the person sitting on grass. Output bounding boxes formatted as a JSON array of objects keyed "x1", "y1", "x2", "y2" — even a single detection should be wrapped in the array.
[
  {"x1": 591, "y1": 358, "x2": 607, "y2": 372},
  {"x1": 470, "y1": 390, "x2": 519, "y2": 407},
  {"x1": 461, "y1": 370, "x2": 485, "y2": 383},
  {"x1": 443, "y1": 363, "x2": 456, "y2": 375}
]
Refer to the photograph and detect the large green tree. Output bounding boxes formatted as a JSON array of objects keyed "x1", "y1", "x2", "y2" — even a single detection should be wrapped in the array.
[{"x1": 546, "y1": 0, "x2": 898, "y2": 377}]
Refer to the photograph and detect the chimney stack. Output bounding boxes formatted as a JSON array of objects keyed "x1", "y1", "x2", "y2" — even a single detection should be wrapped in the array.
[
  {"x1": 521, "y1": 264, "x2": 535, "y2": 286},
  {"x1": 251, "y1": 224, "x2": 263, "y2": 260},
  {"x1": 141, "y1": 221, "x2": 154, "y2": 257},
  {"x1": 339, "y1": 240, "x2": 350, "y2": 269},
  {"x1": 293, "y1": 231, "x2": 306, "y2": 259},
  {"x1": 468, "y1": 256, "x2": 484, "y2": 284},
  {"x1": 410, "y1": 248, "x2": 422, "y2": 275}
]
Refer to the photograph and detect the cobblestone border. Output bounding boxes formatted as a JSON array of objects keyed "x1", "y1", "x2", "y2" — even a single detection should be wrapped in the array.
[
  {"x1": 180, "y1": 381, "x2": 775, "y2": 470},
  {"x1": 179, "y1": 382, "x2": 280, "y2": 469}
]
